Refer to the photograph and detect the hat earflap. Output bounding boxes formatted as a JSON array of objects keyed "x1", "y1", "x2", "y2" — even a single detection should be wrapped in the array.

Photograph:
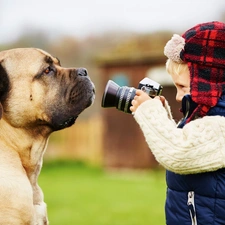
[{"x1": 164, "y1": 34, "x2": 185, "y2": 63}]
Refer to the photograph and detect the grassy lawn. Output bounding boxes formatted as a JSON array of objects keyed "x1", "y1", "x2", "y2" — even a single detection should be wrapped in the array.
[{"x1": 39, "y1": 161, "x2": 166, "y2": 225}]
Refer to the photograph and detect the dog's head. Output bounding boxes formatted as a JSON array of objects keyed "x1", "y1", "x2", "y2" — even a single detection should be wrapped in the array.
[{"x1": 0, "y1": 48, "x2": 95, "y2": 132}]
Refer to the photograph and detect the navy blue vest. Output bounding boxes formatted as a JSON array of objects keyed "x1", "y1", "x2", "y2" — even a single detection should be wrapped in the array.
[{"x1": 166, "y1": 94, "x2": 225, "y2": 225}]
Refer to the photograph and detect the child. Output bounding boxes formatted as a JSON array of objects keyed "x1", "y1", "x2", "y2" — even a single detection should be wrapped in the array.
[{"x1": 130, "y1": 21, "x2": 225, "y2": 225}]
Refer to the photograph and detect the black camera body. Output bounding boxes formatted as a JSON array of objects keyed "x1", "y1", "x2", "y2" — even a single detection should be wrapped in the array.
[{"x1": 101, "y1": 77, "x2": 163, "y2": 114}]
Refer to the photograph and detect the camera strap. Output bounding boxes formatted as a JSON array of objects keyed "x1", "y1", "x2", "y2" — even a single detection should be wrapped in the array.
[{"x1": 178, "y1": 95, "x2": 198, "y2": 128}]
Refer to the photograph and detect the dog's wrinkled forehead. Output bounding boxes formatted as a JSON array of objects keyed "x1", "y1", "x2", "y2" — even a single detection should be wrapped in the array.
[
  {"x1": 0, "y1": 48, "x2": 60, "y2": 77},
  {"x1": 36, "y1": 48, "x2": 60, "y2": 65}
]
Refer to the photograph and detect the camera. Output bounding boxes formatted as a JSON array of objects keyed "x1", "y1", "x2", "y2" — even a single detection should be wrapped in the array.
[{"x1": 101, "y1": 77, "x2": 163, "y2": 114}]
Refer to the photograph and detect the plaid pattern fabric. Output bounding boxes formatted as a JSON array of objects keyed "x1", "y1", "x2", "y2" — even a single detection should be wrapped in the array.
[{"x1": 180, "y1": 21, "x2": 225, "y2": 121}]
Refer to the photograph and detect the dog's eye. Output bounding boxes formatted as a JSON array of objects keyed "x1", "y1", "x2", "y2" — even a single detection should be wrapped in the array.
[{"x1": 44, "y1": 67, "x2": 53, "y2": 75}]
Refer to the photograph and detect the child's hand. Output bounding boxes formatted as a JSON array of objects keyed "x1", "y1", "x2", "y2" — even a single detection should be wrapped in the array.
[
  {"x1": 130, "y1": 90, "x2": 165, "y2": 113},
  {"x1": 130, "y1": 90, "x2": 151, "y2": 113}
]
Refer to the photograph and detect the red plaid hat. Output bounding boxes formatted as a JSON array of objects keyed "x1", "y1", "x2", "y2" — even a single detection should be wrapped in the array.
[{"x1": 164, "y1": 21, "x2": 225, "y2": 121}]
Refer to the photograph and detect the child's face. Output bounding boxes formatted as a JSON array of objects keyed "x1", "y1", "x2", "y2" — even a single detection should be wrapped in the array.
[{"x1": 171, "y1": 69, "x2": 190, "y2": 102}]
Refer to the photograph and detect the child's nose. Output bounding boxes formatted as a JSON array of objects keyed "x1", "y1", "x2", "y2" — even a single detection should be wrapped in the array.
[{"x1": 176, "y1": 92, "x2": 183, "y2": 102}]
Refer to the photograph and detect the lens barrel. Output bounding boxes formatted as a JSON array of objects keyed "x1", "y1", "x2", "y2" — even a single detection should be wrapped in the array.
[
  {"x1": 116, "y1": 86, "x2": 136, "y2": 113},
  {"x1": 101, "y1": 80, "x2": 136, "y2": 114}
]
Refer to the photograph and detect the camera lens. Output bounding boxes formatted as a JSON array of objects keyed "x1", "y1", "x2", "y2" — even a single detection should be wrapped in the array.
[
  {"x1": 101, "y1": 80, "x2": 136, "y2": 114},
  {"x1": 116, "y1": 87, "x2": 136, "y2": 113}
]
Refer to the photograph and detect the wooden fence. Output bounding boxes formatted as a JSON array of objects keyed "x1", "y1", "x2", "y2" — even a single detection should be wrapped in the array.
[{"x1": 45, "y1": 115, "x2": 103, "y2": 165}]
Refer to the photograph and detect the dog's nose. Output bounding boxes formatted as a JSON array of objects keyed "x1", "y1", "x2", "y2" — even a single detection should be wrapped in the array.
[{"x1": 77, "y1": 68, "x2": 88, "y2": 76}]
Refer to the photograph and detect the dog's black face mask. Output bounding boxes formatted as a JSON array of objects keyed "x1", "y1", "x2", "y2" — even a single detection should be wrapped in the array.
[
  {"x1": 0, "y1": 64, "x2": 10, "y2": 119},
  {"x1": 45, "y1": 68, "x2": 95, "y2": 131}
]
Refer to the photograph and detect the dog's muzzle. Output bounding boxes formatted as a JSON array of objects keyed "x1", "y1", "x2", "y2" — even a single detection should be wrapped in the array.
[
  {"x1": 77, "y1": 67, "x2": 95, "y2": 105},
  {"x1": 49, "y1": 67, "x2": 95, "y2": 131}
]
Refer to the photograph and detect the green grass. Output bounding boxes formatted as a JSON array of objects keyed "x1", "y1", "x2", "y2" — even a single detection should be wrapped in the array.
[{"x1": 39, "y1": 160, "x2": 166, "y2": 225}]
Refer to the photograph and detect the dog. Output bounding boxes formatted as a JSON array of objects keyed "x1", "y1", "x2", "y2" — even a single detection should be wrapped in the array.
[{"x1": 0, "y1": 48, "x2": 95, "y2": 224}]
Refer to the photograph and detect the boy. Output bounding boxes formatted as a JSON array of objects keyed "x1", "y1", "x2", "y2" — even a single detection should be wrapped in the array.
[{"x1": 130, "y1": 21, "x2": 225, "y2": 225}]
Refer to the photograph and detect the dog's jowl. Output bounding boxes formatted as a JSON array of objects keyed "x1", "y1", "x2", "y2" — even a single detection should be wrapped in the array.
[{"x1": 0, "y1": 48, "x2": 95, "y2": 224}]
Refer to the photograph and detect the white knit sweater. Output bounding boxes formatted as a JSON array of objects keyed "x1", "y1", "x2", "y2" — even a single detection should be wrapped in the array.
[{"x1": 133, "y1": 99, "x2": 225, "y2": 174}]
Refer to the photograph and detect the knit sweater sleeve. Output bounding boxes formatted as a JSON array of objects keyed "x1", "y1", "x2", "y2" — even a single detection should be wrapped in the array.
[{"x1": 133, "y1": 99, "x2": 225, "y2": 174}]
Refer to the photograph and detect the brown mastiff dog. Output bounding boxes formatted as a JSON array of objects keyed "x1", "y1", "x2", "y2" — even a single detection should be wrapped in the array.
[{"x1": 0, "y1": 48, "x2": 95, "y2": 224}]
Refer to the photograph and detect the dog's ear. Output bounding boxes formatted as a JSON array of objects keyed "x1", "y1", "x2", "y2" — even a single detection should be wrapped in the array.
[
  {"x1": 0, "y1": 104, "x2": 2, "y2": 119},
  {"x1": 0, "y1": 61, "x2": 9, "y2": 119}
]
